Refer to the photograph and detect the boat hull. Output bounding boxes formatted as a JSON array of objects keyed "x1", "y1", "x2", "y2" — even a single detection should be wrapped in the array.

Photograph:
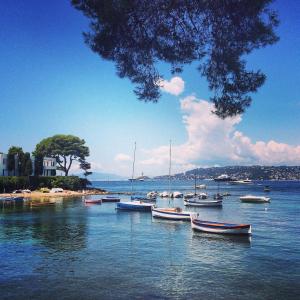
[
  {"x1": 240, "y1": 196, "x2": 270, "y2": 203},
  {"x1": 84, "y1": 199, "x2": 102, "y2": 204},
  {"x1": 152, "y1": 208, "x2": 192, "y2": 221},
  {"x1": 191, "y1": 219, "x2": 251, "y2": 235},
  {"x1": 116, "y1": 201, "x2": 154, "y2": 211},
  {"x1": 101, "y1": 197, "x2": 120, "y2": 203},
  {"x1": 184, "y1": 199, "x2": 222, "y2": 207}
]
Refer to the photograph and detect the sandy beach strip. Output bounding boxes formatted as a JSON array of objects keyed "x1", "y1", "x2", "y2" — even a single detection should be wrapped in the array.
[{"x1": 0, "y1": 190, "x2": 108, "y2": 199}]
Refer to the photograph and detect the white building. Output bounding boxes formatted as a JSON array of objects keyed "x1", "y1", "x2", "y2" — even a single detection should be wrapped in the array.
[
  {"x1": 0, "y1": 152, "x2": 57, "y2": 176},
  {"x1": 42, "y1": 157, "x2": 57, "y2": 176},
  {"x1": 0, "y1": 152, "x2": 9, "y2": 176}
]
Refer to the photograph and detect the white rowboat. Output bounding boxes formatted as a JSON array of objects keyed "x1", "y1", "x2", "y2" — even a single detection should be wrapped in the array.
[{"x1": 152, "y1": 207, "x2": 193, "y2": 221}]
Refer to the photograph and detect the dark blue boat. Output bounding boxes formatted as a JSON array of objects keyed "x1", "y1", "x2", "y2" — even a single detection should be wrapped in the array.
[
  {"x1": 101, "y1": 196, "x2": 121, "y2": 202},
  {"x1": 116, "y1": 201, "x2": 154, "y2": 211},
  {"x1": 0, "y1": 196, "x2": 24, "y2": 205}
]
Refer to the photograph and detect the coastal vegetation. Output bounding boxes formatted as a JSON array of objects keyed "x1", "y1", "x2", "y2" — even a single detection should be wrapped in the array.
[
  {"x1": 72, "y1": 0, "x2": 279, "y2": 118},
  {"x1": 0, "y1": 176, "x2": 89, "y2": 193},
  {"x1": 7, "y1": 146, "x2": 33, "y2": 176},
  {"x1": 34, "y1": 134, "x2": 90, "y2": 176}
]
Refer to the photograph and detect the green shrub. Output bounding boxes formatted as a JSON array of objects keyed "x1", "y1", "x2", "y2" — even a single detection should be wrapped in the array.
[{"x1": 0, "y1": 176, "x2": 89, "y2": 193}]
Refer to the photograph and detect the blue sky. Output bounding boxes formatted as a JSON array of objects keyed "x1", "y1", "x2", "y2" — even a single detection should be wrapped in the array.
[{"x1": 0, "y1": 0, "x2": 299, "y2": 176}]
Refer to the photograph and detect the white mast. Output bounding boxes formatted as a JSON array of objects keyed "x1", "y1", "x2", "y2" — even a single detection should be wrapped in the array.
[
  {"x1": 168, "y1": 140, "x2": 172, "y2": 198},
  {"x1": 131, "y1": 142, "x2": 136, "y2": 197}
]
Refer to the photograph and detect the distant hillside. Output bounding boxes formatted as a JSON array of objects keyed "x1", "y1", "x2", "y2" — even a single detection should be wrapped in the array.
[
  {"x1": 76, "y1": 172, "x2": 126, "y2": 181},
  {"x1": 154, "y1": 165, "x2": 300, "y2": 181}
]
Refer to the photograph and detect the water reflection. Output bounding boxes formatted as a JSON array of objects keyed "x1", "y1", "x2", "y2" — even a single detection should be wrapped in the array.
[
  {"x1": 192, "y1": 231, "x2": 252, "y2": 246},
  {"x1": 0, "y1": 197, "x2": 88, "y2": 252}
]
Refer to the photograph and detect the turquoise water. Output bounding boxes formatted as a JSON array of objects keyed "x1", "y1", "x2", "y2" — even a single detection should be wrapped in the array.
[{"x1": 0, "y1": 180, "x2": 299, "y2": 299}]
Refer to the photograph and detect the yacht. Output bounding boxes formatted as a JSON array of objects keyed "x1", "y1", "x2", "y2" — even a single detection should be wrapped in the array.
[{"x1": 214, "y1": 174, "x2": 232, "y2": 182}]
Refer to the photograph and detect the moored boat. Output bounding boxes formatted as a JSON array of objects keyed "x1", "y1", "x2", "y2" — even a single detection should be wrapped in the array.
[
  {"x1": 159, "y1": 191, "x2": 170, "y2": 198},
  {"x1": 230, "y1": 179, "x2": 252, "y2": 185},
  {"x1": 240, "y1": 195, "x2": 270, "y2": 203},
  {"x1": 264, "y1": 185, "x2": 271, "y2": 192},
  {"x1": 213, "y1": 193, "x2": 223, "y2": 200},
  {"x1": 0, "y1": 196, "x2": 24, "y2": 202},
  {"x1": 0, "y1": 196, "x2": 24, "y2": 206},
  {"x1": 101, "y1": 196, "x2": 120, "y2": 202},
  {"x1": 116, "y1": 201, "x2": 154, "y2": 211},
  {"x1": 170, "y1": 191, "x2": 183, "y2": 198},
  {"x1": 221, "y1": 192, "x2": 231, "y2": 197},
  {"x1": 84, "y1": 198, "x2": 102, "y2": 204},
  {"x1": 184, "y1": 192, "x2": 197, "y2": 199},
  {"x1": 30, "y1": 201, "x2": 56, "y2": 207},
  {"x1": 184, "y1": 198, "x2": 222, "y2": 207},
  {"x1": 147, "y1": 191, "x2": 158, "y2": 198},
  {"x1": 190, "y1": 214, "x2": 251, "y2": 235},
  {"x1": 214, "y1": 174, "x2": 233, "y2": 182},
  {"x1": 198, "y1": 192, "x2": 208, "y2": 199},
  {"x1": 151, "y1": 207, "x2": 193, "y2": 221},
  {"x1": 196, "y1": 184, "x2": 206, "y2": 189}
]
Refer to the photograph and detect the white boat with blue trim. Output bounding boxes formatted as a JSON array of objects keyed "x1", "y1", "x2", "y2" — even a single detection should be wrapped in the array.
[
  {"x1": 190, "y1": 214, "x2": 251, "y2": 235},
  {"x1": 184, "y1": 198, "x2": 222, "y2": 207},
  {"x1": 152, "y1": 207, "x2": 193, "y2": 221}
]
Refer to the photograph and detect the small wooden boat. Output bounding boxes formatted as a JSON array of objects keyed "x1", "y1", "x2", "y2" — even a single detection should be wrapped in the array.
[
  {"x1": 116, "y1": 201, "x2": 154, "y2": 211},
  {"x1": 101, "y1": 196, "x2": 120, "y2": 202},
  {"x1": 184, "y1": 198, "x2": 222, "y2": 207},
  {"x1": 240, "y1": 195, "x2": 271, "y2": 203},
  {"x1": 30, "y1": 201, "x2": 56, "y2": 207},
  {"x1": 191, "y1": 214, "x2": 251, "y2": 235},
  {"x1": 151, "y1": 207, "x2": 193, "y2": 221},
  {"x1": 84, "y1": 199, "x2": 102, "y2": 204}
]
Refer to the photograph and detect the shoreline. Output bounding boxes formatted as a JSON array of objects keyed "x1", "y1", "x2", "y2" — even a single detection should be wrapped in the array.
[
  {"x1": 0, "y1": 190, "x2": 107, "y2": 199},
  {"x1": 0, "y1": 190, "x2": 133, "y2": 199}
]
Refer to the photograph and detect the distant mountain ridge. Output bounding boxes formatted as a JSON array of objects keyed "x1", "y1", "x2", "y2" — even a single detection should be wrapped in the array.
[
  {"x1": 76, "y1": 172, "x2": 126, "y2": 181},
  {"x1": 154, "y1": 165, "x2": 300, "y2": 181}
]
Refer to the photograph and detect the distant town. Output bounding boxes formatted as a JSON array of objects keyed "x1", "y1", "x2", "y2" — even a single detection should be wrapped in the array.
[{"x1": 154, "y1": 165, "x2": 300, "y2": 181}]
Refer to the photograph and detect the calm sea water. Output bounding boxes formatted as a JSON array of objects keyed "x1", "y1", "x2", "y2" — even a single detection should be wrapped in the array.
[{"x1": 0, "y1": 180, "x2": 299, "y2": 299}]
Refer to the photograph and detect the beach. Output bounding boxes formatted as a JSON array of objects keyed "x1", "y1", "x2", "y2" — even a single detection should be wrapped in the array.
[{"x1": 0, "y1": 189, "x2": 107, "y2": 199}]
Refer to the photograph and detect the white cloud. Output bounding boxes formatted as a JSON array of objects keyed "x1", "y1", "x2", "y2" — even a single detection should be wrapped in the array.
[
  {"x1": 140, "y1": 95, "x2": 300, "y2": 174},
  {"x1": 159, "y1": 76, "x2": 185, "y2": 96},
  {"x1": 114, "y1": 153, "x2": 132, "y2": 162}
]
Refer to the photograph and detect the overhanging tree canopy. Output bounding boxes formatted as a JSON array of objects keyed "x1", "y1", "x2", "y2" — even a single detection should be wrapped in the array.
[
  {"x1": 34, "y1": 135, "x2": 90, "y2": 176},
  {"x1": 72, "y1": 0, "x2": 279, "y2": 118}
]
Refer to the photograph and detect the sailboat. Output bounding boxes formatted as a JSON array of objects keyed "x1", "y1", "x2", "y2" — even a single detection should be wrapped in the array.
[
  {"x1": 184, "y1": 171, "x2": 222, "y2": 207},
  {"x1": 151, "y1": 140, "x2": 192, "y2": 221},
  {"x1": 117, "y1": 142, "x2": 154, "y2": 211}
]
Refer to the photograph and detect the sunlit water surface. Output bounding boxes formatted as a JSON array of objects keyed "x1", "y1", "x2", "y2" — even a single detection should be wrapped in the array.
[{"x1": 0, "y1": 180, "x2": 299, "y2": 299}]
